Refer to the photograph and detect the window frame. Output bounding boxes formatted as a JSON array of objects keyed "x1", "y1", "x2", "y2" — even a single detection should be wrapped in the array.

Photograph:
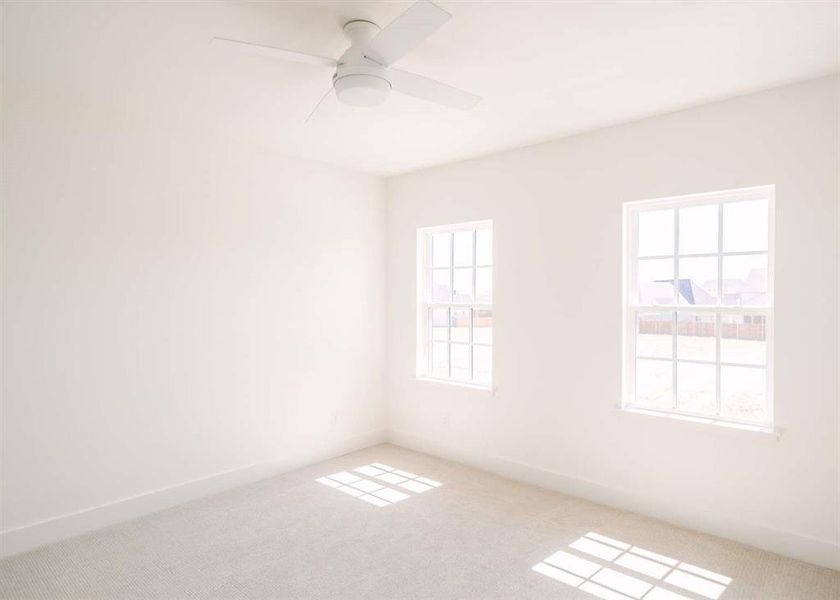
[
  {"x1": 416, "y1": 220, "x2": 493, "y2": 389},
  {"x1": 622, "y1": 186, "x2": 775, "y2": 428}
]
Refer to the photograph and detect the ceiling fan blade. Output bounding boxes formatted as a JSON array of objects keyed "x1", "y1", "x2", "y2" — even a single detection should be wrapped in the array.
[
  {"x1": 211, "y1": 37, "x2": 337, "y2": 69},
  {"x1": 305, "y1": 87, "x2": 335, "y2": 123},
  {"x1": 362, "y1": 0, "x2": 451, "y2": 67},
  {"x1": 390, "y1": 69, "x2": 480, "y2": 110}
]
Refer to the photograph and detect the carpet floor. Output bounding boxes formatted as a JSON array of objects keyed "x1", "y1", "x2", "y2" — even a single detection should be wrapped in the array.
[{"x1": 0, "y1": 443, "x2": 837, "y2": 599}]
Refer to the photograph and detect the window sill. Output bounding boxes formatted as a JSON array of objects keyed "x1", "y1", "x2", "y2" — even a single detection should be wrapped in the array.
[
  {"x1": 619, "y1": 406, "x2": 782, "y2": 439},
  {"x1": 415, "y1": 377, "x2": 493, "y2": 393}
]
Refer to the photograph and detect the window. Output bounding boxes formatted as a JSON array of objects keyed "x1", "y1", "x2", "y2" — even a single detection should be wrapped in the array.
[
  {"x1": 623, "y1": 186, "x2": 773, "y2": 427},
  {"x1": 417, "y1": 221, "x2": 493, "y2": 387}
]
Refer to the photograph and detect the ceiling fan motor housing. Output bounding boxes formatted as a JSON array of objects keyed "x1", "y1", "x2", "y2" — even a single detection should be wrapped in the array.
[{"x1": 333, "y1": 20, "x2": 390, "y2": 107}]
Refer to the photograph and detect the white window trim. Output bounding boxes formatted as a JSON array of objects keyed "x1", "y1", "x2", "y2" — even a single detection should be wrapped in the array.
[
  {"x1": 416, "y1": 219, "x2": 493, "y2": 390},
  {"x1": 621, "y1": 185, "x2": 775, "y2": 430}
]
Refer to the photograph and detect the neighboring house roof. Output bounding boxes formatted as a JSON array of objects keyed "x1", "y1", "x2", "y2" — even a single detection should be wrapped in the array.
[
  {"x1": 639, "y1": 268, "x2": 767, "y2": 306},
  {"x1": 678, "y1": 279, "x2": 716, "y2": 305}
]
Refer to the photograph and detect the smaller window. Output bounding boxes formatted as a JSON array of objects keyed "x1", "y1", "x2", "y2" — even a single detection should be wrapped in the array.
[{"x1": 417, "y1": 221, "x2": 493, "y2": 388}]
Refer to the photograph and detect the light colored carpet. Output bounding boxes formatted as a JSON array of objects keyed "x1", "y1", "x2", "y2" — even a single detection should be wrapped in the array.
[{"x1": 0, "y1": 443, "x2": 837, "y2": 599}]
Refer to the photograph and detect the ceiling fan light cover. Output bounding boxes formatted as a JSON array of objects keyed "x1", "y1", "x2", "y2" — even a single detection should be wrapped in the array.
[{"x1": 334, "y1": 74, "x2": 391, "y2": 107}]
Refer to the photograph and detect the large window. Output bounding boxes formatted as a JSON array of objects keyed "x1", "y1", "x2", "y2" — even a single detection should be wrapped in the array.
[
  {"x1": 623, "y1": 186, "x2": 773, "y2": 427},
  {"x1": 417, "y1": 221, "x2": 493, "y2": 388}
]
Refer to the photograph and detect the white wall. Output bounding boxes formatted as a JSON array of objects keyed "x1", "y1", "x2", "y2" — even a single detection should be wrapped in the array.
[
  {"x1": 386, "y1": 76, "x2": 840, "y2": 569},
  {"x1": 1, "y1": 74, "x2": 387, "y2": 553}
]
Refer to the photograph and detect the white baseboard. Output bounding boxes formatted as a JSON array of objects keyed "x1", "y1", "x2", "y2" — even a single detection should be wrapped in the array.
[
  {"x1": 0, "y1": 429, "x2": 386, "y2": 559},
  {"x1": 388, "y1": 429, "x2": 840, "y2": 572}
]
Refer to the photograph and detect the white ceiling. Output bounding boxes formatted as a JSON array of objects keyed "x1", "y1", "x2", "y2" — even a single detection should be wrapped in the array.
[{"x1": 5, "y1": 1, "x2": 839, "y2": 175}]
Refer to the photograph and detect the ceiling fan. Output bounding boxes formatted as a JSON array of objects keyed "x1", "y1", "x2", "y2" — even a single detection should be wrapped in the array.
[{"x1": 212, "y1": 0, "x2": 481, "y2": 120}]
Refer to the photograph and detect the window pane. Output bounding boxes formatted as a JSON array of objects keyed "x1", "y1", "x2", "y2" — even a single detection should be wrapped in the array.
[
  {"x1": 636, "y1": 312, "x2": 673, "y2": 358},
  {"x1": 451, "y1": 308, "x2": 470, "y2": 343},
  {"x1": 450, "y1": 344, "x2": 470, "y2": 381},
  {"x1": 431, "y1": 342, "x2": 448, "y2": 378},
  {"x1": 474, "y1": 309, "x2": 492, "y2": 344},
  {"x1": 453, "y1": 268, "x2": 473, "y2": 303},
  {"x1": 635, "y1": 359, "x2": 672, "y2": 409},
  {"x1": 474, "y1": 345, "x2": 492, "y2": 385},
  {"x1": 723, "y1": 199, "x2": 768, "y2": 252},
  {"x1": 431, "y1": 308, "x2": 449, "y2": 341},
  {"x1": 432, "y1": 233, "x2": 451, "y2": 267},
  {"x1": 638, "y1": 209, "x2": 674, "y2": 257},
  {"x1": 637, "y1": 259, "x2": 674, "y2": 305},
  {"x1": 679, "y1": 204, "x2": 718, "y2": 255},
  {"x1": 453, "y1": 230, "x2": 473, "y2": 266},
  {"x1": 720, "y1": 314, "x2": 766, "y2": 365},
  {"x1": 676, "y1": 313, "x2": 716, "y2": 361},
  {"x1": 720, "y1": 366, "x2": 766, "y2": 422},
  {"x1": 676, "y1": 362, "x2": 716, "y2": 415},
  {"x1": 678, "y1": 256, "x2": 717, "y2": 305},
  {"x1": 476, "y1": 267, "x2": 492, "y2": 304},
  {"x1": 432, "y1": 269, "x2": 451, "y2": 302},
  {"x1": 721, "y1": 254, "x2": 768, "y2": 306},
  {"x1": 476, "y1": 229, "x2": 492, "y2": 265}
]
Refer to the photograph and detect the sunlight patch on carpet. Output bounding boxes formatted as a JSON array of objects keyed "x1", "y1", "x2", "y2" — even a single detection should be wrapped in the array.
[
  {"x1": 315, "y1": 463, "x2": 442, "y2": 507},
  {"x1": 533, "y1": 531, "x2": 731, "y2": 600}
]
